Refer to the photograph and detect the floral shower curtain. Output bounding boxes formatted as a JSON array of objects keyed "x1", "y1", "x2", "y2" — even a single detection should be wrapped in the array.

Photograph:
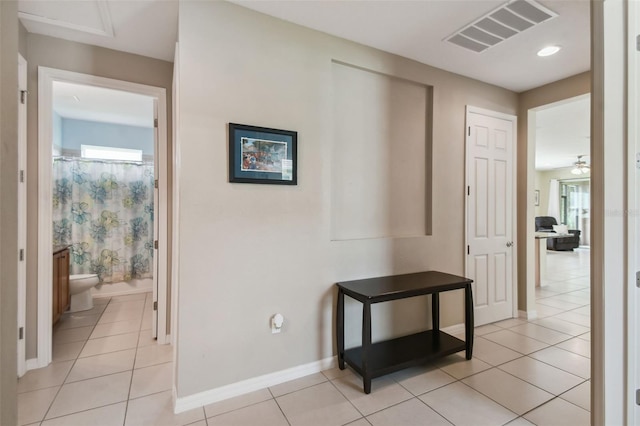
[{"x1": 52, "y1": 157, "x2": 154, "y2": 283}]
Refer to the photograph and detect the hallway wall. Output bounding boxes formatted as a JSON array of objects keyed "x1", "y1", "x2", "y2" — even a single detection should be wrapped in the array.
[{"x1": 176, "y1": 0, "x2": 518, "y2": 399}]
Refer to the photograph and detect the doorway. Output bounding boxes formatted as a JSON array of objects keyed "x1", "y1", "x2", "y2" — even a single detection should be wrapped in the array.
[
  {"x1": 528, "y1": 93, "x2": 591, "y2": 415},
  {"x1": 35, "y1": 67, "x2": 169, "y2": 368}
]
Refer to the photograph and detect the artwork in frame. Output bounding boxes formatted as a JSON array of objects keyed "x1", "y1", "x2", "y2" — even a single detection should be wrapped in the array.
[
  {"x1": 228, "y1": 123, "x2": 297, "y2": 185},
  {"x1": 534, "y1": 190, "x2": 540, "y2": 206}
]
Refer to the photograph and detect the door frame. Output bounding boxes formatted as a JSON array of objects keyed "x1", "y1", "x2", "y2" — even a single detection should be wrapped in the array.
[
  {"x1": 36, "y1": 67, "x2": 170, "y2": 367},
  {"x1": 627, "y1": 0, "x2": 640, "y2": 422},
  {"x1": 464, "y1": 105, "x2": 518, "y2": 322},
  {"x1": 17, "y1": 53, "x2": 27, "y2": 377}
]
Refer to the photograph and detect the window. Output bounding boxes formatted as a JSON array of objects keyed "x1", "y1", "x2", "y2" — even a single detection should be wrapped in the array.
[
  {"x1": 559, "y1": 178, "x2": 590, "y2": 246},
  {"x1": 81, "y1": 145, "x2": 142, "y2": 162}
]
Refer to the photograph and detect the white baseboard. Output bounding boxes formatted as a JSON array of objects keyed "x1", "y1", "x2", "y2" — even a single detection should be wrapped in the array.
[
  {"x1": 174, "y1": 356, "x2": 337, "y2": 414},
  {"x1": 26, "y1": 358, "x2": 42, "y2": 371},
  {"x1": 441, "y1": 323, "x2": 465, "y2": 335},
  {"x1": 518, "y1": 309, "x2": 537, "y2": 320},
  {"x1": 91, "y1": 279, "x2": 153, "y2": 299}
]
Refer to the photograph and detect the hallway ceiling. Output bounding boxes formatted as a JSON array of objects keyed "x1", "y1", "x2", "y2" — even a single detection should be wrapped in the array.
[{"x1": 18, "y1": 0, "x2": 589, "y2": 92}]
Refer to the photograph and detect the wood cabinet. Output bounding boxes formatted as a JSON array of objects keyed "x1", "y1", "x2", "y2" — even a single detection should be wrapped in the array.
[{"x1": 53, "y1": 247, "x2": 70, "y2": 324}]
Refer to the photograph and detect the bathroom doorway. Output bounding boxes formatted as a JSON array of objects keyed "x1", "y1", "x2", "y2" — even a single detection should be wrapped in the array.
[
  {"x1": 35, "y1": 68, "x2": 169, "y2": 368},
  {"x1": 52, "y1": 82, "x2": 157, "y2": 305}
]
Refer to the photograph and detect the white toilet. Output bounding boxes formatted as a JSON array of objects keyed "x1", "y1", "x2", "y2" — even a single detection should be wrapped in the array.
[{"x1": 69, "y1": 274, "x2": 99, "y2": 312}]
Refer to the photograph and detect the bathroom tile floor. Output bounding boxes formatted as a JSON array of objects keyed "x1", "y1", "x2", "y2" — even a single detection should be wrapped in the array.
[{"x1": 18, "y1": 249, "x2": 590, "y2": 425}]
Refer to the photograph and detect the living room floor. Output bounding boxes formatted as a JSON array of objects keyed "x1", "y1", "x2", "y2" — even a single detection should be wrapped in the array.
[{"x1": 17, "y1": 248, "x2": 590, "y2": 426}]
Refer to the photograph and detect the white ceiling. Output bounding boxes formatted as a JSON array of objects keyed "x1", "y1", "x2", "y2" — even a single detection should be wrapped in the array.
[
  {"x1": 229, "y1": 0, "x2": 590, "y2": 92},
  {"x1": 21, "y1": 0, "x2": 591, "y2": 163},
  {"x1": 53, "y1": 81, "x2": 154, "y2": 128},
  {"x1": 18, "y1": 0, "x2": 589, "y2": 92},
  {"x1": 18, "y1": 0, "x2": 178, "y2": 62}
]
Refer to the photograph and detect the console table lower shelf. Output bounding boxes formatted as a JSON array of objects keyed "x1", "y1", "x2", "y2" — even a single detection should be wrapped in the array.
[
  {"x1": 343, "y1": 330, "x2": 466, "y2": 380},
  {"x1": 336, "y1": 271, "x2": 474, "y2": 394}
]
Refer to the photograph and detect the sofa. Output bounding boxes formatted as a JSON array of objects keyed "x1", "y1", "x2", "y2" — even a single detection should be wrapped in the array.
[{"x1": 535, "y1": 216, "x2": 581, "y2": 251}]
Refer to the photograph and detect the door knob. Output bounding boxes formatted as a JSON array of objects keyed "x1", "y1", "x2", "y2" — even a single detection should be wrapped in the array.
[{"x1": 506, "y1": 241, "x2": 513, "y2": 247}]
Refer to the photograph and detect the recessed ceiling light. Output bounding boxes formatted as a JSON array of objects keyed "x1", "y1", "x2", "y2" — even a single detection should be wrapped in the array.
[{"x1": 537, "y1": 45, "x2": 561, "y2": 57}]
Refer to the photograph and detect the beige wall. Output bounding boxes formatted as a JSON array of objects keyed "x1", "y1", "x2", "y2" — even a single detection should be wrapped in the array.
[
  {"x1": 0, "y1": 1, "x2": 19, "y2": 424},
  {"x1": 176, "y1": 1, "x2": 518, "y2": 397},
  {"x1": 516, "y1": 72, "x2": 590, "y2": 313},
  {"x1": 24, "y1": 34, "x2": 174, "y2": 358}
]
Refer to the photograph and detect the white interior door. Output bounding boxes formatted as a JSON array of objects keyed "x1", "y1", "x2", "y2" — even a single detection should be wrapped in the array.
[
  {"x1": 466, "y1": 107, "x2": 516, "y2": 326},
  {"x1": 17, "y1": 54, "x2": 27, "y2": 377}
]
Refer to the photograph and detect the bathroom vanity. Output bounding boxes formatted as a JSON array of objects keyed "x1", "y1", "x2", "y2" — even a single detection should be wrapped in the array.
[{"x1": 52, "y1": 246, "x2": 71, "y2": 324}]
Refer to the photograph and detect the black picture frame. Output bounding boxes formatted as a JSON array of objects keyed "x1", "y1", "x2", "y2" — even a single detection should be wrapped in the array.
[{"x1": 228, "y1": 123, "x2": 297, "y2": 185}]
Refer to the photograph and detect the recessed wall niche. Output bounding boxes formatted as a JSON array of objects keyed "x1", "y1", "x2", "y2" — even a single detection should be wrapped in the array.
[{"x1": 330, "y1": 61, "x2": 433, "y2": 240}]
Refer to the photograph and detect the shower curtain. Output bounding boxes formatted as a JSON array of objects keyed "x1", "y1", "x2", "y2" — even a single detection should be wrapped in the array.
[{"x1": 52, "y1": 157, "x2": 154, "y2": 283}]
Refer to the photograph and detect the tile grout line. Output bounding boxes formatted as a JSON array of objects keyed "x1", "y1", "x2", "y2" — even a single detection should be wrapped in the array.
[
  {"x1": 267, "y1": 385, "x2": 292, "y2": 426},
  {"x1": 412, "y1": 397, "x2": 455, "y2": 426},
  {"x1": 123, "y1": 293, "x2": 154, "y2": 425},
  {"x1": 40, "y1": 297, "x2": 112, "y2": 423}
]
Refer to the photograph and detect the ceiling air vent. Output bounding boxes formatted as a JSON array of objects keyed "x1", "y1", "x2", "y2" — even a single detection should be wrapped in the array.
[{"x1": 446, "y1": 0, "x2": 557, "y2": 53}]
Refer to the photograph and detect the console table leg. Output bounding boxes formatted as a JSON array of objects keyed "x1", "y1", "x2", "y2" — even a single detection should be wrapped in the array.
[
  {"x1": 362, "y1": 301, "x2": 372, "y2": 394},
  {"x1": 432, "y1": 293, "x2": 440, "y2": 330},
  {"x1": 465, "y1": 284, "x2": 474, "y2": 360},
  {"x1": 337, "y1": 289, "x2": 345, "y2": 370},
  {"x1": 432, "y1": 293, "x2": 440, "y2": 344}
]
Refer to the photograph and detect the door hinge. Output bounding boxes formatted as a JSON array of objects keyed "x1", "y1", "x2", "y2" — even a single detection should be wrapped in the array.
[
  {"x1": 468, "y1": 126, "x2": 471, "y2": 136},
  {"x1": 637, "y1": 388, "x2": 640, "y2": 405},
  {"x1": 19, "y1": 170, "x2": 24, "y2": 183},
  {"x1": 153, "y1": 301, "x2": 158, "y2": 311},
  {"x1": 18, "y1": 327, "x2": 24, "y2": 340},
  {"x1": 637, "y1": 35, "x2": 640, "y2": 52},
  {"x1": 467, "y1": 245, "x2": 470, "y2": 255},
  {"x1": 154, "y1": 118, "x2": 158, "y2": 128},
  {"x1": 636, "y1": 271, "x2": 640, "y2": 288},
  {"x1": 20, "y1": 90, "x2": 27, "y2": 104},
  {"x1": 19, "y1": 249, "x2": 24, "y2": 261},
  {"x1": 467, "y1": 186, "x2": 470, "y2": 196},
  {"x1": 154, "y1": 240, "x2": 158, "y2": 249},
  {"x1": 154, "y1": 179, "x2": 158, "y2": 189}
]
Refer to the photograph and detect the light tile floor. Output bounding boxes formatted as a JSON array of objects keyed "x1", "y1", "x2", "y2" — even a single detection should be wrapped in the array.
[{"x1": 19, "y1": 249, "x2": 590, "y2": 425}]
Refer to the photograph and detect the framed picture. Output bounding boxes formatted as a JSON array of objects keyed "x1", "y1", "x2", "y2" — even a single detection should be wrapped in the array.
[
  {"x1": 534, "y1": 190, "x2": 540, "y2": 206},
  {"x1": 228, "y1": 123, "x2": 297, "y2": 185}
]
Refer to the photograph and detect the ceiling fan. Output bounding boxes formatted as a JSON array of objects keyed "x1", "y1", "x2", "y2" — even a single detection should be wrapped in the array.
[{"x1": 571, "y1": 155, "x2": 590, "y2": 175}]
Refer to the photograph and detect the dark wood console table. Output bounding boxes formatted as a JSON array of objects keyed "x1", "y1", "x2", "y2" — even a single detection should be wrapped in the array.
[{"x1": 336, "y1": 271, "x2": 474, "y2": 394}]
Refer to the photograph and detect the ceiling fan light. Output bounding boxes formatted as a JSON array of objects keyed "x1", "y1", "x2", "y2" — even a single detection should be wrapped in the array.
[{"x1": 571, "y1": 155, "x2": 590, "y2": 174}]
